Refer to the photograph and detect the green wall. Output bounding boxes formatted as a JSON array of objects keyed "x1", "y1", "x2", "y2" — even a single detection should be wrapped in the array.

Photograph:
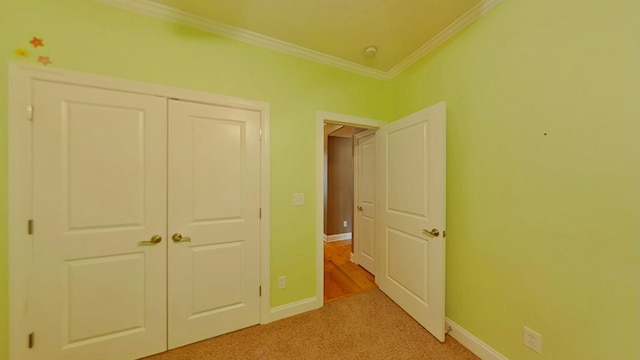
[
  {"x1": 2, "y1": 0, "x2": 639, "y2": 360},
  {"x1": 0, "y1": 0, "x2": 9, "y2": 357},
  {"x1": 0, "y1": 0, "x2": 392, "y2": 358},
  {"x1": 390, "y1": 0, "x2": 640, "y2": 359}
]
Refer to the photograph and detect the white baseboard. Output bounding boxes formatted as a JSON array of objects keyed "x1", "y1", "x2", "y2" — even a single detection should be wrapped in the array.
[
  {"x1": 350, "y1": 252, "x2": 356, "y2": 263},
  {"x1": 446, "y1": 318, "x2": 509, "y2": 360},
  {"x1": 325, "y1": 232, "x2": 352, "y2": 242},
  {"x1": 323, "y1": 233, "x2": 328, "y2": 242},
  {"x1": 269, "y1": 296, "x2": 321, "y2": 323}
]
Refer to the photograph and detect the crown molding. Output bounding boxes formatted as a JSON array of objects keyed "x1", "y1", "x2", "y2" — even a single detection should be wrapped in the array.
[
  {"x1": 387, "y1": 0, "x2": 503, "y2": 77},
  {"x1": 94, "y1": 0, "x2": 502, "y2": 80},
  {"x1": 93, "y1": 0, "x2": 391, "y2": 79}
]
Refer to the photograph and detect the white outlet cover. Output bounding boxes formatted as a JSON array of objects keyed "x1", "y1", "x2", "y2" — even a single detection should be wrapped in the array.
[
  {"x1": 278, "y1": 276, "x2": 287, "y2": 289},
  {"x1": 292, "y1": 193, "x2": 304, "y2": 206},
  {"x1": 523, "y1": 326, "x2": 542, "y2": 353}
]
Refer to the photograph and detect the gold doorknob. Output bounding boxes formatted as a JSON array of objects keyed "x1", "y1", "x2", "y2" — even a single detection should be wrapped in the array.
[
  {"x1": 422, "y1": 228, "x2": 440, "y2": 237},
  {"x1": 357, "y1": 206, "x2": 363, "y2": 211},
  {"x1": 172, "y1": 233, "x2": 192, "y2": 243},
  {"x1": 138, "y1": 235, "x2": 162, "y2": 246}
]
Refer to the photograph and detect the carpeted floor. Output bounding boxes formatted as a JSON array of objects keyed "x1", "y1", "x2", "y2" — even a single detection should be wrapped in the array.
[{"x1": 144, "y1": 289, "x2": 479, "y2": 359}]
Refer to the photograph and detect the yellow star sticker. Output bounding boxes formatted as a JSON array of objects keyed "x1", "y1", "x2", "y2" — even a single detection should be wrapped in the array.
[{"x1": 15, "y1": 48, "x2": 29, "y2": 57}]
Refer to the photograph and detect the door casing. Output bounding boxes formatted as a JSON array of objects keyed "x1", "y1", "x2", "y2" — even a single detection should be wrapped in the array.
[{"x1": 8, "y1": 64, "x2": 271, "y2": 360}]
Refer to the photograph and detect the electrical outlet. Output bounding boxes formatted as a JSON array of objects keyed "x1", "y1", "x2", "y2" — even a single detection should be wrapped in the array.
[
  {"x1": 278, "y1": 276, "x2": 287, "y2": 290},
  {"x1": 343, "y1": 220, "x2": 348, "y2": 227},
  {"x1": 523, "y1": 326, "x2": 542, "y2": 353}
]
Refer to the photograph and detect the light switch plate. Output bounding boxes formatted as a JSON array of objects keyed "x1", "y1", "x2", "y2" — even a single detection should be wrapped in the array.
[{"x1": 292, "y1": 193, "x2": 304, "y2": 206}]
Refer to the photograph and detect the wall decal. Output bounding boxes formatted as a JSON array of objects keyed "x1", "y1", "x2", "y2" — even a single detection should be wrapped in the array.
[
  {"x1": 17, "y1": 36, "x2": 53, "y2": 66},
  {"x1": 37, "y1": 56, "x2": 52, "y2": 66},
  {"x1": 15, "y1": 48, "x2": 30, "y2": 57},
  {"x1": 29, "y1": 37, "x2": 44, "y2": 48}
]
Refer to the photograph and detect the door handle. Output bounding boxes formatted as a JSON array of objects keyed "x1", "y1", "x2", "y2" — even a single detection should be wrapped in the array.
[
  {"x1": 138, "y1": 235, "x2": 162, "y2": 246},
  {"x1": 422, "y1": 228, "x2": 440, "y2": 237},
  {"x1": 172, "y1": 233, "x2": 192, "y2": 243},
  {"x1": 357, "y1": 206, "x2": 363, "y2": 211}
]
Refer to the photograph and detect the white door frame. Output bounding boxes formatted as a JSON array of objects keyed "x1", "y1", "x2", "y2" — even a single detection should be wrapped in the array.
[
  {"x1": 315, "y1": 111, "x2": 385, "y2": 307},
  {"x1": 8, "y1": 64, "x2": 271, "y2": 360}
]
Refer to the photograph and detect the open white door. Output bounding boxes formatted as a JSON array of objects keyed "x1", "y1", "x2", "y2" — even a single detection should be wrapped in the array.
[
  {"x1": 376, "y1": 102, "x2": 446, "y2": 341},
  {"x1": 167, "y1": 100, "x2": 261, "y2": 349},
  {"x1": 354, "y1": 130, "x2": 376, "y2": 274},
  {"x1": 32, "y1": 81, "x2": 167, "y2": 359}
]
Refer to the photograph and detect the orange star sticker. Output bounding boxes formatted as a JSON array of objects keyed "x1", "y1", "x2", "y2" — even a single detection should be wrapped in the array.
[
  {"x1": 29, "y1": 37, "x2": 44, "y2": 48},
  {"x1": 37, "y1": 56, "x2": 52, "y2": 66},
  {"x1": 15, "y1": 48, "x2": 29, "y2": 57}
]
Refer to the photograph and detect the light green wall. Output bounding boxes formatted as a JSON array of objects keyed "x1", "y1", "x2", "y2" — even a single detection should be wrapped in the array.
[
  {"x1": 0, "y1": 1, "x2": 393, "y2": 358},
  {"x1": 391, "y1": 1, "x2": 640, "y2": 359},
  {"x1": 0, "y1": 0, "x2": 9, "y2": 357},
  {"x1": 2, "y1": 0, "x2": 639, "y2": 360}
]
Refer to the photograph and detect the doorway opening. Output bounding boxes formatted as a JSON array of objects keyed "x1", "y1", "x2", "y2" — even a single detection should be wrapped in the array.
[
  {"x1": 315, "y1": 111, "x2": 385, "y2": 305},
  {"x1": 323, "y1": 124, "x2": 374, "y2": 302}
]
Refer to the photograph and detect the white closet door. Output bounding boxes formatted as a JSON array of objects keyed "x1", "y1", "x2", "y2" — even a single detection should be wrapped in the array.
[
  {"x1": 32, "y1": 81, "x2": 167, "y2": 359},
  {"x1": 167, "y1": 100, "x2": 261, "y2": 349}
]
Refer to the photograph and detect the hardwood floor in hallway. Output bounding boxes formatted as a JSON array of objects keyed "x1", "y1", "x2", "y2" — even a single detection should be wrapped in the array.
[{"x1": 324, "y1": 239, "x2": 377, "y2": 302}]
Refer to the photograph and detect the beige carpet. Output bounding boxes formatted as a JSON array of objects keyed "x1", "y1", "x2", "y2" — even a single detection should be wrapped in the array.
[{"x1": 144, "y1": 289, "x2": 479, "y2": 359}]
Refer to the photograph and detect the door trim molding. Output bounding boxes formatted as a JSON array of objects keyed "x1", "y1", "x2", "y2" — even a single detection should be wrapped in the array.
[
  {"x1": 8, "y1": 64, "x2": 271, "y2": 359},
  {"x1": 269, "y1": 296, "x2": 318, "y2": 323},
  {"x1": 324, "y1": 232, "x2": 352, "y2": 242},
  {"x1": 315, "y1": 111, "x2": 385, "y2": 309},
  {"x1": 8, "y1": 64, "x2": 35, "y2": 360}
]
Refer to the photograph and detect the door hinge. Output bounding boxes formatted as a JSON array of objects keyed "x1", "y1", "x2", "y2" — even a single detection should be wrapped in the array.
[
  {"x1": 27, "y1": 106, "x2": 33, "y2": 121},
  {"x1": 28, "y1": 220, "x2": 34, "y2": 235},
  {"x1": 28, "y1": 332, "x2": 34, "y2": 348},
  {"x1": 259, "y1": 208, "x2": 262, "y2": 219},
  {"x1": 259, "y1": 129, "x2": 262, "y2": 140},
  {"x1": 259, "y1": 286, "x2": 262, "y2": 296}
]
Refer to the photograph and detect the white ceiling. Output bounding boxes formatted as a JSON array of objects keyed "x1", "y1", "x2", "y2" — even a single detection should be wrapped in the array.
[{"x1": 99, "y1": 0, "x2": 502, "y2": 79}]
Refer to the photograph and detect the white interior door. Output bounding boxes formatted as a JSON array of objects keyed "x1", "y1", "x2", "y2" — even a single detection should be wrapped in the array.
[
  {"x1": 32, "y1": 81, "x2": 167, "y2": 359},
  {"x1": 355, "y1": 131, "x2": 376, "y2": 274},
  {"x1": 376, "y1": 102, "x2": 446, "y2": 341},
  {"x1": 167, "y1": 100, "x2": 261, "y2": 349}
]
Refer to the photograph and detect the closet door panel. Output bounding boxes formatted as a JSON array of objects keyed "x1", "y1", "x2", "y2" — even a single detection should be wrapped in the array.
[
  {"x1": 168, "y1": 100, "x2": 261, "y2": 349},
  {"x1": 32, "y1": 81, "x2": 167, "y2": 360}
]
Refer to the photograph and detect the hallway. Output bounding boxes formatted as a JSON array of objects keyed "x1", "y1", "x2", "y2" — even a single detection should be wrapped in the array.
[{"x1": 323, "y1": 240, "x2": 377, "y2": 302}]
